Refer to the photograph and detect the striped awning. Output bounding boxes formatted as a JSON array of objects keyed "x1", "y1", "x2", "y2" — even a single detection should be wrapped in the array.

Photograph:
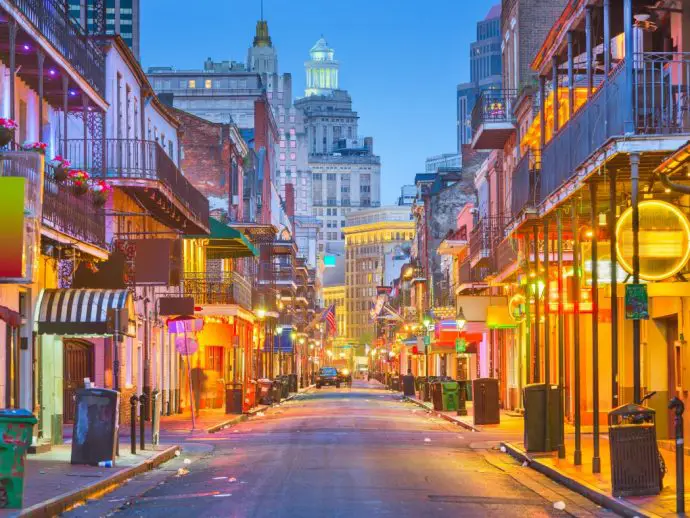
[{"x1": 36, "y1": 289, "x2": 135, "y2": 336}]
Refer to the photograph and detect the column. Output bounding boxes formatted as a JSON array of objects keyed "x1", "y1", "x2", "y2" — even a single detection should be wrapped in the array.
[
  {"x1": 590, "y1": 181, "x2": 601, "y2": 474},
  {"x1": 9, "y1": 19, "x2": 16, "y2": 121},
  {"x1": 37, "y1": 50, "x2": 45, "y2": 142},
  {"x1": 631, "y1": 153, "x2": 641, "y2": 402},
  {"x1": 552, "y1": 56, "x2": 559, "y2": 133},
  {"x1": 586, "y1": 6, "x2": 594, "y2": 97},
  {"x1": 610, "y1": 169, "x2": 619, "y2": 408},
  {"x1": 567, "y1": 32, "x2": 575, "y2": 119},
  {"x1": 572, "y1": 203, "x2": 582, "y2": 465}
]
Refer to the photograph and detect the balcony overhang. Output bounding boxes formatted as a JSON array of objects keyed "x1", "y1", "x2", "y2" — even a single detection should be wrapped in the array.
[
  {"x1": 471, "y1": 122, "x2": 515, "y2": 150},
  {"x1": 438, "y1": 239, "x2": 468, "y2": 256},
  {"x1": 193, "y1": 304, "x2": 256, "y2": 324},
  {"x1": 112, "y1": 178, "x2": 209, "y2": 235},
  {"x1": 456, "y1": 282, "x2": 488, "y2": 294},
  {"x1": 469, "y1": 249, "x2": 492, "y2": 268},
  {"x1": 41, "y1": 226, "x2": 108, "y2": 260}
]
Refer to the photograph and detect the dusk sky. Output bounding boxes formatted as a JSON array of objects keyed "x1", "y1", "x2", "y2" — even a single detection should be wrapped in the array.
[{"x1": 141, "y1": 0, "x2": 498, "y2": 204}]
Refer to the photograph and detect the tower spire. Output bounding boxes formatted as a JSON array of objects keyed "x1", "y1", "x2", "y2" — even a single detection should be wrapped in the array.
[{"x1": 261, "y1": 0, "x2": 263, "y2": 21}]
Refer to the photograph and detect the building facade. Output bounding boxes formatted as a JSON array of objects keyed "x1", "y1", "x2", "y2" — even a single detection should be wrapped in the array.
[
  {"x1": 343, "y1": 207, "x2": 414, "y2": 344},
  {"x1": 68, "y1": 0, "x2": 141, "y2": 59}
]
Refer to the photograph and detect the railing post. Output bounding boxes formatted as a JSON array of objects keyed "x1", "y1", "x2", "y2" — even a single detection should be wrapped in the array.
[
  {"x1": 139, "y1": 393, "x2": 147, "y2": 451},
  {"x1": 129, "y1": 395, "x2": 138, "y2": 455}
]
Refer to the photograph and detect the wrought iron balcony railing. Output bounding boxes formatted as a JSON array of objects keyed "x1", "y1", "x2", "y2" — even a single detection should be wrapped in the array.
[
  {"x1": 511, "y1": 150, "x2": 541, "y2": 216},
  {"x1": 64, "y1": 138, "x2": 209, "y2": 227},
  {"x1": 182, "y1": 271, "x2": 253, "y2": 309},
  {"x1": 470, "y1": 89, "x2": 517, "y2": 149},
  {"x1": 7, "y1": 0, "x2": 105, "y2": 95},
  {"x1": 469, "y1": 217, "x2": 503, "y2": 268}
]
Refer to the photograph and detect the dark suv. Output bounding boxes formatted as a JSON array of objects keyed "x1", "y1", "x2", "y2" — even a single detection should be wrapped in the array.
[{"x1": 316, "y1": 367, "x2": 340, "y2": 389}]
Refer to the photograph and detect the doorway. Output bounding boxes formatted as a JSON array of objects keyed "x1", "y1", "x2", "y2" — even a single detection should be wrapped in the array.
[{"x1": 63, "y1": 340, "x2": 94, "y2": 423}]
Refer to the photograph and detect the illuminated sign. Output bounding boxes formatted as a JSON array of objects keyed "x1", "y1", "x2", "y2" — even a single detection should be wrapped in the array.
[
  {"x1": 0, "y1": 178, "x2": 25, "y2": 279},
  {"x1": 324, "y1": 255, "x2": 336, "y2": 267},
  {"x1": 616, "y1": 200, "x2": 690, "y2": 281}
]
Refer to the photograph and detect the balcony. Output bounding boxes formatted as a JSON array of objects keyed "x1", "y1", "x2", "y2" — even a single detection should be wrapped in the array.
[
  {"x1": 64, "y1": 139, "x2": 210, "y2": 234},
  {"x1": 511, "y1": 150, "x2": 541, "y2": 217},
  {"x1": 495, "y1": 237, "x2": 518, "y2": 275},
  {"x1": 182, "y1": 271, "x2": 253, "y2": 309},
  {"x1": 2, "y1": 0, "x2": 105, "y2": 97},
  {"x1": 469, "y1": 217, "x2": 502, "y2": 269},
  {"x1": 471, "y1": 89, "x2": 517, "y2": 150},
  {"x1": 540, "y1": 52, "x2": 690, "y2": 206},
  {"x1": 43, "y1": 174, "x2": 106, "y2": 250}
]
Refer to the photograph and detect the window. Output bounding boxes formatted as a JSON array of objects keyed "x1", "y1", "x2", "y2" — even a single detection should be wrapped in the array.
[
  {"x1": 313, "y1": 173, "x2": 322, "y2": 180},
  {"x1": 327, "y1": 173, "x2": 336, "y2": 181},
  {"x1": 290, "y1": 153, "x2": 296, "y2": 160},
  {"x1": 188, "y1": 80, "x2": 196, "y2": 88},
  {"x1": 205, "y1": 79, "x2": 212, "y2": 89},
  {"x1": 280, "y1": 153, "x2": 286, "y2": 161},
  {"x1": 168, "y1": 141, "x2": 174, "y2": 157},
  {"x1": 290, "y1": 140, "x2": 296, "y2": 148}
]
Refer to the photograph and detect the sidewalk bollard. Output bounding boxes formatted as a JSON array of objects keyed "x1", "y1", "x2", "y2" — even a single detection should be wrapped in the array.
[
  {"x1": 130, "y1": 395, "x2": 138, "y2": 455},
  {"x1": 151, "y1": 389, "x2": 160, "y2": 446},
  {"x1": 669, "y1": 397, "x2": 685, "y2": 515},
  {"x1": 139, "y1": 393, "x2": 147, "y2": 451},
  {"x1": 457, "y1": 380, "x2": 468, "y2": 417}
]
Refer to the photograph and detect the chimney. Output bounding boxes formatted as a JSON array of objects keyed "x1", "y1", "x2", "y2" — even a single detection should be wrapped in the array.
[{"x1": 364, "y1": 137, "x2": 373, "y2": 154}]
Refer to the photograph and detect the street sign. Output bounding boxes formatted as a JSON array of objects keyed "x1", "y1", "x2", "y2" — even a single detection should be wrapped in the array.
[
  {"x1": 455, "y1": 338, "x2": 466, "y2": 354},
  {"x1": 625, "y1": 284, "x2": 649, "y2": 320},
  {"x1": 175, "y1": 335, "x2": 199, "y2": 355},
  {"x1": 423, "y1": 335, "x2": 430, "y2": 346}
]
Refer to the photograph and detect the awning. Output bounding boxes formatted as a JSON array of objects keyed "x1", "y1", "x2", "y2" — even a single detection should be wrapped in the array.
[
  {"x1": 36, "y1": 289, "x2": 135, "y2": 336},
  {"x1": 189, "y1": 218, "x2": 258, "y2": 259},
  {"x1": 486, "y1": 305, "x2": 518, "y2": 329},
  {"x1": 430, "y1": 341, "x2": 478, "y2": 354}
]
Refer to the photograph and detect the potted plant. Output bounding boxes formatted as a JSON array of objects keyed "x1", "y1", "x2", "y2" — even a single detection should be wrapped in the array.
[
  {"x1": 48, "y1": 155, "x2": 71, "y2": 182},
  {"x1": 90, "y1": 179, "x2": 113, "y2": 207},
  {"x1": 67, "y1": 169, "x2": 90, "y2": 196},
  {"x1": 22, "y1": 141, "x2": 48, "y2": 154},
  {"x1": 0, "y1": 118, "x2": 18, "y2": 147}
]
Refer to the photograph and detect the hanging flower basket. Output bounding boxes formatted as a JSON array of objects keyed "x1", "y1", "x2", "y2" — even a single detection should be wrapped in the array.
[
  {"x1": 49, "y1": 156, "x2": 71, "y2": 182},
  {"x1": 90, "y1": 179, "x2": 113, "y2": 207},
  {"x1": 22, "y1": 141, "x2": 48, "y2": 155},
  {"x1": 67, "y1": 169, "x2": 90, "y2": 197},
  {"x1": 0, "y1": 118, "x2": 17, "y2": 148}
]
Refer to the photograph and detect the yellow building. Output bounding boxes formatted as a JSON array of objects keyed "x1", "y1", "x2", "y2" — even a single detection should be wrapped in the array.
[
  {"x1": 343, "y1": 207, "x2": 415, "y2": 345},
  {"x1": 322, "y1": 285, "x2": 346, "y2": 338}
]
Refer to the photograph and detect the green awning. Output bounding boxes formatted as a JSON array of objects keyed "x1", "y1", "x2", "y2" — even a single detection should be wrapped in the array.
[{"x1": 189, "y1": 218, "x2": 258, "y2": 259}]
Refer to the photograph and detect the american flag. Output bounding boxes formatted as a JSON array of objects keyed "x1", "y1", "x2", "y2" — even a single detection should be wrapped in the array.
[{"x1": 322, "y1": 304, "x2": 337, "y2": 336}]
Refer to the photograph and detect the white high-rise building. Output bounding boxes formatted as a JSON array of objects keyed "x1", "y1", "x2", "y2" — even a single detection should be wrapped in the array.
[{"x1": 295, "y1": 37, "x2": 381, "y2": 258}]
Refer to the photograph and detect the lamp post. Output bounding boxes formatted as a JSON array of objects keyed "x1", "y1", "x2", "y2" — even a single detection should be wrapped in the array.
[
  {"x1": 423, "y1": 316, "x2": 432, "y2": 379},
  {"x1": 276, "y1": 326, "x2": 283, "y2": 376}
]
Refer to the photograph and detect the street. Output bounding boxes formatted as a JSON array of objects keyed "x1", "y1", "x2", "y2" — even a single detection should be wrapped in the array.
[{"x1": 67, "y1": 381, "x2": 612, "y2": 518}]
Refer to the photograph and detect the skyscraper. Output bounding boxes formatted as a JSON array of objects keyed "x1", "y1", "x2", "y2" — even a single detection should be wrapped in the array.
[
  {"x1": 295, "y1": 37, "x2": 381, "y2": 258},
  {"x1": 456, "y1": 4, "x2": 501, "y2": 151},
  {"x1": 68, "y1": 0, "x2": 140, "y2": 59}
]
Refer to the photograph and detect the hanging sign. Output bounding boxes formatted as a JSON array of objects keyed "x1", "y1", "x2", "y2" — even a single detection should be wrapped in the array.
[
  {"x1": 455, "y1": 338, "x2": 466, "y2": 354},
  {"x1": 625, "y1": 284, "x2": 649, "y2": 320},
  {"x1": 175, "y1": 335, "x2": 200, "y2": 355}
]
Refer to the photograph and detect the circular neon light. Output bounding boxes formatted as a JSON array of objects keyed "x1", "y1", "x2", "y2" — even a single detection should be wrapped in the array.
[
  {"x1": 615, "y1": 200, "x2": 690, "y2": 281},
  {"x1": 508, "y1": 294, "x2": 526, "y2": 323}
]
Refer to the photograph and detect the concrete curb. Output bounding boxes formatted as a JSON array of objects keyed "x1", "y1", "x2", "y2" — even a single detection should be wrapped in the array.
[
  {"x1": 20, "y1": 445, "x2": 180, "y2": 518},
  {"x1": 403, "y1": 396, "x2": 481, "y2": 432},
  {"x1": 500, "y1": 441, "x2": 663, "y2": 518}
]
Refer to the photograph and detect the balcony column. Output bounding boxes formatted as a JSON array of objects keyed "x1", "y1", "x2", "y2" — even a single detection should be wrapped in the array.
[
  {"x1": 624, "y1": 0, "x2": 634, "y2": 133},
  {"x1": 572, "y1": 202, "x2": 582, "y2": 466},
  {"x1": 609, "y1": 169, "x2": 619, "y2": 410},
  {"x1": 62, "y1": 75, "x2": 69, "y2": 156},
  {"x1": 556, "y1": 208, "x2": 566, "y2": 459},
  {"x1": 522, "y1": 234, "x2": 531, "y2": 388},
  {"x1": 141, "y1": 90, "x2": 148, "y2": 170},
  {"x1": 543, "y1": 218, "x2": 551, "y2": 452},
  {"x1": 567, "y1": 32, "x2": 575, "y2": 119},
  {"x1": 539, "y1": 76, "x2": 547, "y2": 150},
  {"x1": 631, "y1": 152, "x2": 641, "y2": 402},
  {"x1": 603, "y1": 0, "x2": 611, "y2": 75},
  {"x1": 8, "y1": 19, "x2": 17, "y2": 121},
  {"x1": 82, "y1": 95, "x2": 90, "y2": 168},
  {"x1": 533, "y1": 225, "x2": 540, "y2": 383},
  {"x1": 589, "y1": 180, "x2": 601, "y2": 474},
  {"x1": 586, "y1": 6, "x2": 594, "y2": 97},
  {"x1": 552, "y1": 56, "x2": 559, "y2": 133},
  {"x1": 37, "y1": 50, "x2": 45, "y2": 143}
]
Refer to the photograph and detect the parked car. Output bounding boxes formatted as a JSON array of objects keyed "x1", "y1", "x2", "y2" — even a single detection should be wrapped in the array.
[{"x1": 316, "y1": 367, "x2": 340, "y2": 388}]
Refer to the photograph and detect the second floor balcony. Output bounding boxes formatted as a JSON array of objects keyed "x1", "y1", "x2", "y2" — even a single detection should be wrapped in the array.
[
  {"x1": 469, "y1": 217, "x2": 503, "y2": 269},
  {"x1": 511, "y1": 150, "x2": 541, "y2": 218},
  {"x1": 471, "y1": 89, "x2": 517, "y2": 150},
  {"x1": 182, "y1": 271, "x2": 253, "y2": 309},
  {"x1": 65, "y1": 138, "x2": 210, "y2": 235}
]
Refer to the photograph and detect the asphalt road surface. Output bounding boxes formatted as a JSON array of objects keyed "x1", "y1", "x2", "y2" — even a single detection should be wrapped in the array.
[{"x1": 68, "y1": 380, "x2": 614, "y2": 518}]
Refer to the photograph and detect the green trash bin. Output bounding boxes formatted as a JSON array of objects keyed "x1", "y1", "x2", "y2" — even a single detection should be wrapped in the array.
[
  {"x1": 441, "y1": 382, "x2": 459, "y2": 411},
  {"x1": 0, "y1": 409, "x2": 37, "y2": 508}
]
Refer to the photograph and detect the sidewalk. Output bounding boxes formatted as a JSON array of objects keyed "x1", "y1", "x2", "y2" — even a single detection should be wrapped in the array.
[{"x1": 14, "y1": 386, "x2": 311, "y2": 516}]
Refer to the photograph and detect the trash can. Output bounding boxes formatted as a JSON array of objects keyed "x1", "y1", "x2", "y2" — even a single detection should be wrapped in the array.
[
  {"x1": 608, "y1": 403, "x2": 662, "y2": 497},
  {"x1": 288, "y1": 373, "x2": 298, "y2": 393},
  {"x1": 431, "y1": 382, "x2": 444, "y2": 411},
  {"x1": 523, "y1": 383, "x2": 561, "y2": 452},
  {"x1": 257, "y1": 379, "x2": 273, "y2": 405},
  {"x1": 422, "y1": 380, "x2": 432, "y2": 402},
  {"x1": 244, "y1": 380, "x2": 257, "y2": 412},
  {"x1": 441, "y1": 382, "x2": 459, "y2": 411},
  {"x1": 402, "y1": 374, "x2": 416, "y2": 396},
  {"x1": 472, "y1": 378, "x2": 500, "y2": 425},
  {"x1": 278, "y1": 377, "x2": 289, "y2": 398},
  {"x1": 70, "y1": 388, "x2": 119, "y2": 466},
  {"x1": 391, "y1": 375, "x2": 401, "y2": 392},
  {"x1": 0, "y1": 409, "x2": 36, "y2": 508},
  {"x1": 225, "y1": 382, "x2": 243, "y2": 415},
  {"x1": 272, "y1": 379, "x2": 283, "y2": 404}
]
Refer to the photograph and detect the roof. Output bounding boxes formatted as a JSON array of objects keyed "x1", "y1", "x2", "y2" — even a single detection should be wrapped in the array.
[
  {"x1": 311, "y1": 37, "x2": 332, "y2": 53},
  {"x1": 485, "y1": 4, "x2": 501, "y2": 20},
  {"x1": 188, "y1": 218, "x2": 258, "y2": 258}
]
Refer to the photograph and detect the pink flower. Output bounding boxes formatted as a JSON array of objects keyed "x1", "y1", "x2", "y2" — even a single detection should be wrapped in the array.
[{"x1": 0, "y1": 118, "x2": 18, "y2": 130}]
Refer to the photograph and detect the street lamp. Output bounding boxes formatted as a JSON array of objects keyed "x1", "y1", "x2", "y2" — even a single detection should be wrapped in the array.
[
  {"x1": 456, "y1": 307, "x2": 467, "y2": 331},
  {"x1": 276, "y1": 325, "x2": 283, "y2": 334}
]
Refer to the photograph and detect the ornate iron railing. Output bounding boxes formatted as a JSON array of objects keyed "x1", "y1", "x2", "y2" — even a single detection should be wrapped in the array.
[
  {"x1": 511, "y1": 150, "x2": 541, "y2": 216},
  {"x1": 7, "y1": 0, "x2": 105, "y2": 95},
  {"x1": 64, "y1": 138, "x2": 209, "y2": 226},
  {"x1": 470, "y1": 89, "x2": 518, "y2": 134},
  {"x1": 182, "y1": 271, "x2": 253, "y2": 309}
]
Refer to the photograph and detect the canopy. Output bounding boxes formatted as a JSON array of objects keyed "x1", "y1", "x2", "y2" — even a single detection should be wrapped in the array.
[
  {"x1": 486, "y1": 305, "x2": 518, "y2": 329},
  {"x1": 36, "y1": 289, "x2": 135, "y2": 336},
  {"x1": 189, "y1": 218, "x2": 258, "y2": 259}
]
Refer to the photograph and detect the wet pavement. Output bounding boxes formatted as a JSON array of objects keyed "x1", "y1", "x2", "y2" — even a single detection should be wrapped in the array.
[{"x1": 67, "y1": 380, "x2": 614, "y2": 517}]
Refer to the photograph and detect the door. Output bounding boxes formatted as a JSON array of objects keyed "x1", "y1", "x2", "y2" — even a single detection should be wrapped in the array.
[{"x1": 63, "y1": 340, "x2": 94, "y2": 424}]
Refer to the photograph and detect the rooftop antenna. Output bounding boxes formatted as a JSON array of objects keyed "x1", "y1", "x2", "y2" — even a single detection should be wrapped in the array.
[{"x1": 261, "y1": 0, "x2": 264, "y2": 20}]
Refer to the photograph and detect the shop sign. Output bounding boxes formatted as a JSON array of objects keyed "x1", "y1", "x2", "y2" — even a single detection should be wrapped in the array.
[
  {"x1": 625, "y1": 284, "x2": 649, "y2": 320},
  {"x1": 455, "y1": 338, "x2": 466, "y2": 354}
]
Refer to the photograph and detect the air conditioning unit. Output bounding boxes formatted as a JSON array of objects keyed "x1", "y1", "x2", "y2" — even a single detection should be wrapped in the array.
[{"x1": 232, "y1": 195, "x2": 240, "y2": 205}]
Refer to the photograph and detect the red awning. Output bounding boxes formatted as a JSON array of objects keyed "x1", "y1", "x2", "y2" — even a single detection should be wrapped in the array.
[
  {"x1": 431, "y1": 340, "x2": 478, "y2": 354},
  {"x1": 0, "y1": 306, "x2": 20, "y2": 327}
]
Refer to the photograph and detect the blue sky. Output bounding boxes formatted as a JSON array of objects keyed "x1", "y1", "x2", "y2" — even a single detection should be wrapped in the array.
[{"x1": 141, "y1": 0, "x2": 498, "y2": 204}]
